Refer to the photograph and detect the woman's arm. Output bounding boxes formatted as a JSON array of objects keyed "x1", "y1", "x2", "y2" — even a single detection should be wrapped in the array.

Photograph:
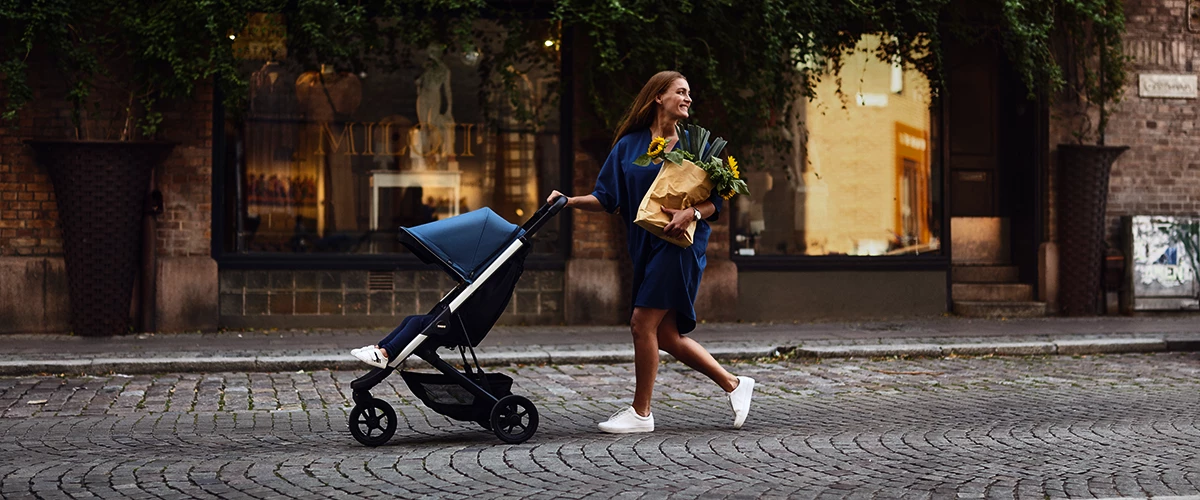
[
  {"x1": 547, "y1": 190, "x2": 606, "y2": 212},
  {"x1": 661, "y1": 200, "x2": 715, "y2": 239}
]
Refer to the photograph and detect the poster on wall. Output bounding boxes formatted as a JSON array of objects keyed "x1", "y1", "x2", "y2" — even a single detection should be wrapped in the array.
[{"x1": 1124, "y1": 215, "x2": 1200, "y2": 311}]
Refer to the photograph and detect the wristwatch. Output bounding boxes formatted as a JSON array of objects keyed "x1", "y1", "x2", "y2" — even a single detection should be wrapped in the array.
[{"x1": 692, "y1": 208, "x2": 702, "y2": 221}]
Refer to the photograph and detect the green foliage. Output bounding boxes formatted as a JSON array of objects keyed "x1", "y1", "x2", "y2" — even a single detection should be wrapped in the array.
[
  {"x1": 0, "y1": 0, "x2": 490, "y2": 139},
  {"x1": 554, "y1": 0, "x2": 951, "y2": 156},
  {"x1": 0, "y1": 0, "x2": 1128, "y2": 147},
  {"x1": 990, "y1": 0, "x2": 1129, "y2": 144},
  {"x1": 632, "y1": 123, "x2": 748, "y2": 199}
]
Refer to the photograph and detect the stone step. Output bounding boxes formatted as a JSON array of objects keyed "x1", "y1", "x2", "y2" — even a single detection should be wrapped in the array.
[
  {"x1": 951, "y1": 283, "x2": 1034, "y2": 302},
  {"x1": 951, "y1": 265, "x2": 1020, "y2": 283},
  {"x1": 953, "y1": 301, "x2": 1048, "y2": 318}
]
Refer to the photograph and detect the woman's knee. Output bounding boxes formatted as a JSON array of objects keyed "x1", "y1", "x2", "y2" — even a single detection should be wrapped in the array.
[
  {"x1": 629, "y1": 320, "x2": 656, "y2": 341},
  {"x1": 654, "y1": 327, "x2": 679, "y2": 351}
]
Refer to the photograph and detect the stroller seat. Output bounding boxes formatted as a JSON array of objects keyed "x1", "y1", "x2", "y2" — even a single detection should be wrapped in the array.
[{"x1": 347, "y1": 197, "x2": 566, "y2": 446}]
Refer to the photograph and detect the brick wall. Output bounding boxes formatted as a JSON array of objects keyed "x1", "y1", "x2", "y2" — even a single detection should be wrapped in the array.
[
  {"x1": 0, "y1": 52, "x2": 213, "y2": 259},
  {"x1": 154, "y1": 85, "x2": 214, "y2": 257},
  {"x1": 0, "y1": 54, "x2": 67, "y2": 257},
  {"x1": 1049, "y1": 0, "x2": 1200, "y2": 246},
  {"x1": 570, "y1": 150, "x2": 625, "y2": 260},
  {"x1": 218, "y1": 269, "x2": 564, "y2": 327},
  {"x1": 1103, "y1": 0, "x2": 1200, "y2": 244}
]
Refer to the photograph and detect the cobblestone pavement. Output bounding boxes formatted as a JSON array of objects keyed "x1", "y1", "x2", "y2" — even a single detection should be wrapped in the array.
[{"x1": 2, "y1": 353, "x2": 1198, "y2": 499}]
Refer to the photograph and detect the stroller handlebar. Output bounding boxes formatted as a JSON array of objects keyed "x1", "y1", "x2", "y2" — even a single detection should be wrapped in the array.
[{"x1": 521, "y1": 195, "x2": 568, "y2": 235}]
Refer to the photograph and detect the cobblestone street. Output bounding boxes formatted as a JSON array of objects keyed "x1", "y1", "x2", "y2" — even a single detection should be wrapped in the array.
[{"x1": 2, "y1": 352, "x2": 1198, "y2": 499}]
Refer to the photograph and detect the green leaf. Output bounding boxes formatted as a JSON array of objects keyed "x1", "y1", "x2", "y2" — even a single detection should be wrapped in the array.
[{"x1": 633, "y1": 154, "x2": 653, "y2": 166}]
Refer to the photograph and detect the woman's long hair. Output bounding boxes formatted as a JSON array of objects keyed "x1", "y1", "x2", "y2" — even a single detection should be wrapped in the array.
[{"x1": 612, "y1": 71, "x2": 686, "y2": 147}]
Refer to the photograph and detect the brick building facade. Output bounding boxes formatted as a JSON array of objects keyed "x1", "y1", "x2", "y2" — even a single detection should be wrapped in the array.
[{"x1": 2, "y1": 0, "x2": 1198, "y2": 334}]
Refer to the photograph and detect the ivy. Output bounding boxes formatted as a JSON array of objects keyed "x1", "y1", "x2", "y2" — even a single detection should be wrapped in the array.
[{"x1": 1, "y1": 0, "x2": 1128, "y2": 145}]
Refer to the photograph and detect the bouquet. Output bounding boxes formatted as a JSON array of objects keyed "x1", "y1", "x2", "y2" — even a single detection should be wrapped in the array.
[{"x1": 631, "y1": 123, "x2": 750, "y2": 247}]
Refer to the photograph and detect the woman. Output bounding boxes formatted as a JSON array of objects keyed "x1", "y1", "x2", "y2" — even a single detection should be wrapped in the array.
[{"x1": 547, "y1": 71, "x2": 754, "y2": 434}]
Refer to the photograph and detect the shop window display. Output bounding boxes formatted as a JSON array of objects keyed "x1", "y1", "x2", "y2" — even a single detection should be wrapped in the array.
[
  {"x1": 224, "y1": 21, "x2": 561, "y2": 256},
  {"x1": 733, "y1": 35, "x2": 941, "y2": 257}
]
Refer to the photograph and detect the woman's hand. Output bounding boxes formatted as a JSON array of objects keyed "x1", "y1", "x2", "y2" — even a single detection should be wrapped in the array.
[
  {"x1": 661, "y1": 206, "x2": 693, "y2": 239},
  {"x1": 547, "y1": 190, "x2": 570, "y2": 207},
  {"x1": 548, "y1": 192, "x2": 607, "y2": 212}
]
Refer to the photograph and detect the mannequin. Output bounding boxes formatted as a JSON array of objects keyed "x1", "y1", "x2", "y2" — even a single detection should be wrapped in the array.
[
  {"x1": 296, "y1": 65, "x2": 362, "y2": 234},
  {"x1": 413, "y1": 45, "x2": 457, "y2": 170}
]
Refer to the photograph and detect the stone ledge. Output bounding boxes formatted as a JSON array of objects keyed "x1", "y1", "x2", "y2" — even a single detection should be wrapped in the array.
[{"x1": 1054, "y1": 338, "x2": 1168, "y2": 355}]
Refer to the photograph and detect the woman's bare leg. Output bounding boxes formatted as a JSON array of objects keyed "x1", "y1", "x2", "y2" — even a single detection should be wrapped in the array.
[
  {"x1": 656, "y1": 311, "x2": 739, "y2": 393},
  {"x1": 630, "y1": 307, "x2": 669, "y2": 417}
]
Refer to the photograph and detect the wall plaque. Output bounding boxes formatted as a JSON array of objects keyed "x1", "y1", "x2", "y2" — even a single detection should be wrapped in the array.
[{"x1": 1138, "y1": 74, "x2": 1198, "y2": 98}]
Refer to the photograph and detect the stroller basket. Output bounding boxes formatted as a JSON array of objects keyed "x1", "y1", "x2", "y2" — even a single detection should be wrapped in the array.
[{"x1": 400, "y1": 371, "x2": 513, "y2": 422}]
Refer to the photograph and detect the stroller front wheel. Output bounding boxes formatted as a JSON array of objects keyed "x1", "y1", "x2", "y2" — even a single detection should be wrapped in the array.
[
  {"x1": 490, "y1": 395, "x2": 538, "y2": 444},
  {"x1": 349, "y1": 398, "x2": 397, "y2": 447}
]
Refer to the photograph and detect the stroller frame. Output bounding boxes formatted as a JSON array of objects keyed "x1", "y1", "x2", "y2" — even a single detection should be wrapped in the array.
[{"x1": 347, "y1": 197, "x2": 566, "y2": 445}]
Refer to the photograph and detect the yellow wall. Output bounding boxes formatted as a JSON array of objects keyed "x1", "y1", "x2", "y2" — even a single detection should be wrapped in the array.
[{"x1": 801, "y1": 37, "x2": 932, "y2": 255}]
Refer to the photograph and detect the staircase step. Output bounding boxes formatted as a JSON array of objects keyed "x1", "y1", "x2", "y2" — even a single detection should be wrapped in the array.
[
  {"x1": 951, "y1": 265, "x2": 1020, "y2": 283},
  {"x1": 952, "y1": 283, "x2": 1034, "y2": 302},
  {"x1": 953, "y1": 301, "x2": 1048, "y2": 318}
]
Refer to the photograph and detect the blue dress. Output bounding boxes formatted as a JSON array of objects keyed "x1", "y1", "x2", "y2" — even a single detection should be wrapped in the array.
[{"x1": 591, "y1": 128, "x2": 724, "y2": 334}]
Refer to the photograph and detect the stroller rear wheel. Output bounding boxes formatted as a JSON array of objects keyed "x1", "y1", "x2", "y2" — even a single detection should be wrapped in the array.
[
  {"x1": 349, "y1": 398, "x2": 397, "y2": 447},
  {"x1": 490, "y1": 395, "x2": 538, "y2": 444}
]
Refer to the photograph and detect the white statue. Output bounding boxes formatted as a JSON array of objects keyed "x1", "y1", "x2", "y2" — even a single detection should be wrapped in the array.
[{"x1": 413, "y1": 45, "x2": 457, "y2": 170}]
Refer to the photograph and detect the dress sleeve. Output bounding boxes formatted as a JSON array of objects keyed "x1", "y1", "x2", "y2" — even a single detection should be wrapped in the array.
[
  {"x1": 705, "y1": 188, "x2": 724, "y2": 222},
  {"x1": 590, "y1": 142, "x2": 623, "y2": 214}
]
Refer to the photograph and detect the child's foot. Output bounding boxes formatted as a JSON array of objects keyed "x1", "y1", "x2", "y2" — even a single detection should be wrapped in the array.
[{"x1": 351, "y1": 346, "x2": 388, "y2": 368}]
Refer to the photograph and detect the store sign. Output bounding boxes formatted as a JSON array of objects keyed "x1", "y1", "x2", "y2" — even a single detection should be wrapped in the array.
[
  {"x1": 233, "y1": 13, "x2": 287, "y2": 60},
  {"x1": 1138, "y1": 74, "x2": 1198, "y2": 98}
]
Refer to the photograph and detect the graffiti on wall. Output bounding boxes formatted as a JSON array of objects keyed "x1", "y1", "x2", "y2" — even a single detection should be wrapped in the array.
[{"x1": 1128, "y1": 215, "x2": 1200, "y2": 310}]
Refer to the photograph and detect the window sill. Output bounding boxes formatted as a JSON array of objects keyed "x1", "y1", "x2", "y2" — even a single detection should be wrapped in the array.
[{"x1": 732, "y1": 254, "x2": 949, "y2": 272}]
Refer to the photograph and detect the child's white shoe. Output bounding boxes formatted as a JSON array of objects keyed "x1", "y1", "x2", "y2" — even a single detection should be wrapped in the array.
[{"x1": 351, "y1": 346, "x2": 388, "y2": 369}]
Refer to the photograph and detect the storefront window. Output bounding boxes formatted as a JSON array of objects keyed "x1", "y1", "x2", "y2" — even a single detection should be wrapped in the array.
[
  {"x1": 222, "y1": 20, "x2": 561, "y2": 256},
  {"x1": 733, "y1": 35, "x2": 941, "y2": 257}
]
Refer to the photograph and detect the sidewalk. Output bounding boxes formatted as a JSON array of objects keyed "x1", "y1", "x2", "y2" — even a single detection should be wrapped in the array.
[{"x1": 2, "y1": 315, "x2": 1198, "y2": 375}]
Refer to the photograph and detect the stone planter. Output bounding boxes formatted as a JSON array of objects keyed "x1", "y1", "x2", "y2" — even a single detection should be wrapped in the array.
[
  {"x1": 1057, "y1": 144, "x2": 1128, "y2": 316},
  {"x1": 26, "y1": 140, "x2": 174, "y2": 336}
]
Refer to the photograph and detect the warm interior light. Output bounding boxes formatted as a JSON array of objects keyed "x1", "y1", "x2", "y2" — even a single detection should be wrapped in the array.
[
  {"x1": 515, "y1": 208, "x2": 525, "y2": 217},
  {"x1": 544, "y1": 40, "x2": 554, "y2": 47},
  {"x1": 229, "y1": 34, "x2": 237, "y2": 40}
]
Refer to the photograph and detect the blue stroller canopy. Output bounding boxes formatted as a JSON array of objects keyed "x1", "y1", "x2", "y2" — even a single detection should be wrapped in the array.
[{"x1": 400, "y1": 208, "x2": 524, "y2": 282}]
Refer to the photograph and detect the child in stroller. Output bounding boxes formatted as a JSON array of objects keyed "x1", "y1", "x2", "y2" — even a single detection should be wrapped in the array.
[
  {"x1": 345, "y1": 198, "x2": 565, "y2": 446},
  {"x1": 351, "y1": 314, "x2": 435, "y2": 368}
]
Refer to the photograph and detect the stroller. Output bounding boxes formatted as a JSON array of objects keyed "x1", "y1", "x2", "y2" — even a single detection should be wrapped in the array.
[{"x1": 348, "y1": 197, "x2": 566, "y2": 446}]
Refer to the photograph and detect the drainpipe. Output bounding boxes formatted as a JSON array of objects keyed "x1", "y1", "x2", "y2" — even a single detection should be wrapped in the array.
[{"x1": 141, "y1": 169, "x2": 164, "y2": 333}]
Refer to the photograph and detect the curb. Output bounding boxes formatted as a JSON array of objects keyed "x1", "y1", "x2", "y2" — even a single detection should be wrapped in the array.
[
  {"x1": 787, "y1": 337, "x2": 1181, "y2": 359},
  {"x1": 0, "y1": 338, "x2": 1195, "y2": 376}
]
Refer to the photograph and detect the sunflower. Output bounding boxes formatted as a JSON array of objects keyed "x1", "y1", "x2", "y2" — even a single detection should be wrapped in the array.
[
  {"x1": 647, "y1": 136, "x2": 667, "y2": 157},
  {"x1": 727, "y1": 156, "x2": 740, "y2": 179}
]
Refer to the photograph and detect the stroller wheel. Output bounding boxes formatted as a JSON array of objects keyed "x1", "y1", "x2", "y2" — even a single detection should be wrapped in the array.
[
  {"x1": 349, "y1": 398, "x2": 397, "y2": 447},
  {"x1": 490, "y1": 395, "x2": 538, "y2": 444}
]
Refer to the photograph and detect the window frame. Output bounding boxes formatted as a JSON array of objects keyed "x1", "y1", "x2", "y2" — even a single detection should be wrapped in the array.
[
  {"x1": 729, "y1": 97, "x2": 951, "y2": 272},
  {"x1": 211, "y1": 23, "x2": 574, "y2": 272}
]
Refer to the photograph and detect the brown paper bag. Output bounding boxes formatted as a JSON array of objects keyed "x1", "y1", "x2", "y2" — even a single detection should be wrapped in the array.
[{"x1": 634, "y1": 159, "x2": 714, "y2": 247}]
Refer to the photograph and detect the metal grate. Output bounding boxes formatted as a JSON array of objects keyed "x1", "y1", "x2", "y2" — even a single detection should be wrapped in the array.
[{"x1": 368, "y1": 271, "x2": 394, "y2": 291}]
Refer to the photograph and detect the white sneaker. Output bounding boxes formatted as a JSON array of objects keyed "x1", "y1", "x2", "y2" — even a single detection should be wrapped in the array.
[
  {"x1": 728, "y1": 376, "x2": 755, "y2": 429},
  {"x1": 597, "y1": 406, "x2": 654, "y2": 434},
  {"x1": 352, "y1": 346, "x2": 388, "y2": 369}
]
